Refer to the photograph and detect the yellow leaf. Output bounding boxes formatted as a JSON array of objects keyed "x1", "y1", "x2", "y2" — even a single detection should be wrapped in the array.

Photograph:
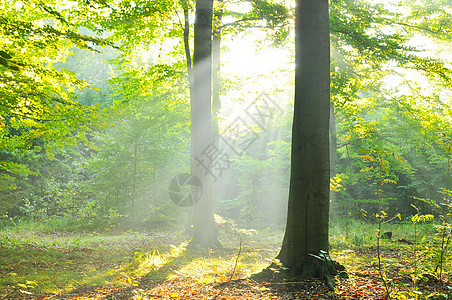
[{"x1": 170, "y1": 293, "x2": 179, "y2": 298}]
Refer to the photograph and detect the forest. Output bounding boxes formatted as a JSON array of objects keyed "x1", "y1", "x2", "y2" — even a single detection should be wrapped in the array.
[{"x1": 1, "y1": 0, "x2": 452, "y2": 299}]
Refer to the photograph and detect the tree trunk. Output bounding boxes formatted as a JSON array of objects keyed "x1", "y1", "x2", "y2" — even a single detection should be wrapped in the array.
[
  {"x1": 181, "y1": 0, "x2": 193, "y2": 93},
  {"x1": 212, "y1": 0, "x2": 223, "y2": 218},
  {"x1": 191, "y1": 0, "x2": 219, "y2": 248},
  {"x1": 330, "y1": 104, "x2": 338, "y2": 220},
  {"x1": 276, "y1": 0, "x2": 340, "y2": 286},
  {"x1": 131, "y1": 138, "x2": 138, "y2": 219},
  {"x1": 180, "y1": 0, "x2": 194, "y2": 236}
]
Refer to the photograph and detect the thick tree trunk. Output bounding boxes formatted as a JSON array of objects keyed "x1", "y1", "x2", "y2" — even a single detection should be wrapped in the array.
[
  {"x1": 191, "y1": 0, "x2": 219, "y2": 248},
  {"x1": 276, "y1": 0, "x2": 340, "y2": 286}
]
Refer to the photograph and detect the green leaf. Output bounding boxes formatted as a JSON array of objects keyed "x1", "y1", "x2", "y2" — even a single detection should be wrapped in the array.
[
  {"x1": 0, "y1": 50, "x2": 12, "y2": 59},
  {"x1": 0, "y1": 57, "x2": 8, "y2": 67}
]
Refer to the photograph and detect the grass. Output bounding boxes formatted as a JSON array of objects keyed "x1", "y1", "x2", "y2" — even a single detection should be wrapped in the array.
[
  {"x1": 0, "y1": 216, "x2": 113, "y2": 235},
  {"x1": 329, "y1": 217, "x2": 452, "y2": 299},
  {"x1": 329, "y1": 218, "x2": 437, "y2": 250},
  {"x1": 0, "y1": 217, "x2": 451, "y2": 299},
  {"x1": 123, "y1": 230, "x2": 280, "y2": 285},
  {"x1": 0, "y1": 219, "x2": 189, "y2": 297},
  {"x1": 0, "y1": 218, "x2": 279, "y2": 298}
]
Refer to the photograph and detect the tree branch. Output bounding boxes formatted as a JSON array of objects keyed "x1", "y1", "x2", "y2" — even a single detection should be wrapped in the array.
[{"x1": 392, "y1": 21, "x2": 443, "y2": 35}]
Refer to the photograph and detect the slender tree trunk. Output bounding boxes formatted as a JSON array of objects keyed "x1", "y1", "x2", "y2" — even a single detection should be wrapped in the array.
[
  {"x1": 115, "y1": 188, "x2": 119, "y2": 209},
  {"x1": 131, "y1": 138, "x2": 138, "y2": 219},
  {"x1": 212, "y1": 0, "x2": 223, "y2": 214},
  {"x1": 152, "y1": 167, "x2": 156, "y2": 205},
  {"x1": 181, "y1": 0, "x2": 194, "y2": 235},
  {"x1": 329, "y1": 104, "x2": 338, "y2": 219},
  {"x1": 191, "y1": 0, "x2": 219, "y2": 248},
  {"x1": 181, "y1": 0, "x2": 193, "y2": 94},
  {"x1": 276, "y1": 0, "x2": 338, "y2": 285},
  {"x1": 212, "y1": 1, "x2": 222, "y2": 115}
]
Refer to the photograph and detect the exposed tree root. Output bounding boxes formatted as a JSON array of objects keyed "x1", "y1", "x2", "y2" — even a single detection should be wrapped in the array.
[{"x1": 252, "y1": 252, "x2": 346, "y2": 290}]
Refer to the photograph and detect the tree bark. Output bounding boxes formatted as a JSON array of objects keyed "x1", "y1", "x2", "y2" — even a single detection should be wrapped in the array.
[
  {"x1": 180, "y1": 0, "x2": 194, "y2": 236},
  {"x1": 212, "y1": 0, "x2": 223, "y2": 218},
  {"x1": 191, "y1": 0, "x2": 219, "y2": 248},
  {"x1": 330, "y1": 104, "x2": 338, "y2": 220},
  {"x1": 276, "y1": 0, "x2": 339, "y2": 285},
  {"x1": 131, "y1": 138, "x2": 138, "y2": 219},
  {"x1": 181, "y1": 0, "x2": 193, "y2": 93}
]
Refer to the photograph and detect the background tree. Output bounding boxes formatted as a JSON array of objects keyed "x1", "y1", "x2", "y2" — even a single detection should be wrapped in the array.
[{"x1": 190, "y1": 0, "x2": 220, "y2": 248}]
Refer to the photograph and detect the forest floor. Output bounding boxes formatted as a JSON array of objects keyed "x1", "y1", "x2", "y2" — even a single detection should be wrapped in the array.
[{"x1": 1, "y1": 224, "x2": 452, "y2": 299}]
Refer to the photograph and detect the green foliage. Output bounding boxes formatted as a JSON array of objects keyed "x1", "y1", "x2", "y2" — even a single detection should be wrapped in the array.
[
  {"x1": 0, "y1": 0, "x2": 193, "y2": 228},
  {"x1": 220, "y1": 0, "x2": 291, "y2": 42},
  {"x1": 0, "y1": 0, "x2": 116, "y2": 225},
  {"x1": 84, "y1": 60, "x2": 190, "y2": 224},
  {"x1": 411, "y1": 210, "x2": 435, "y2": 225},
  {"x1": 329, "y1": 0, "x2": 452, "y2": 221},
  {"x1": 0, "y1": 0, "x2": 112, "y2": 119}
]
